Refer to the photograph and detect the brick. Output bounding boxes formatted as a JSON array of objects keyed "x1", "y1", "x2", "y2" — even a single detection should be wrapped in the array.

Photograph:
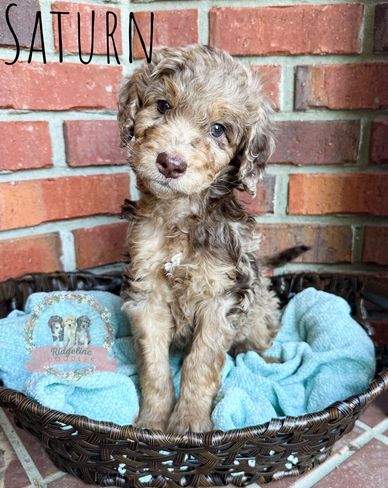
[
  {"x1": 0, "y1": 61, "x2": 121, "y2": 110},
  {"x1": 52, "y1": 2, "x2": 122, "y2": 55},
  {"x1": 47, "y1": 474, "x2": 95, "y2": 488},
  {"x1": 359, "y1": 392, "x2": 388, "y2": 424},
  {"x1": 132, "y1": 0, "x2": 183, "y2": 2},
  {"x1": 209, "y1": 5, "x2": 363, "y2": 56},
  {"x1": 330, "y1": 425, "x2": 366, "y2": 455},
  {"x1": 295, "y1": 63, "x2": 388, "y2": 110},
  {"x1": 363, "y1": 226, "x2": 388, "y2": 265},
  {"x1": 0, "y1": 233, "x2": 62, "y2": 281},
  {"x1": 5, "y1": 414, "x2": 59, "y2": 478},
  {"x1": 374, "y1": 3, "x2": 388, "y2": 53},
  {"x1": 133, "y1": 9, "x2": 198, "y2": 58},
  {"x1": 288, "y1": 174, "x2": 388, "y2": 216},
  {"x1": 0, "y1": 121, "x2": 52, "y2": 171},
  {"x1": 251, "y1": 65, "x2": 281, "y2": 111},
  {"x1": 74, "y1": 222, "x2": 128, "y2": 268},
  {"x1": 271, "y1": 121, "x2": 360, "y2": 165},
  {"x1": 257, "y1": 224, "x2": 352, "y2": 264},
  {"x1": 314, "y1": 440, "x2": 388, "y2": 488},
  {"x1": 370, "y1": 120, "x2": 388, "y2": 165},
  {"x1": 370, "y1": 320, "x2": 388, "y2": 351},
  {"x1": 64, "y1": 120, "x2": 127, "y2": 167},
  {"x1": 0, "y1": 174, "x2": 129, "y2": 231},
  {"x1": 237, "y1": 175, "x2": 275, "y2": 215},
  {"x1": 0, "y1": 428, "x2": 31, "y2": 488},
  {"x1": 0, "y1": 0, "x2": 40, "y2": 48}
]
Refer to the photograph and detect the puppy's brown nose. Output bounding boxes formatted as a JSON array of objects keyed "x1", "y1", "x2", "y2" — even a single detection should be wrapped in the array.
[{"x1": 156, "y1": 152, "x2": 187, "y2": 179}]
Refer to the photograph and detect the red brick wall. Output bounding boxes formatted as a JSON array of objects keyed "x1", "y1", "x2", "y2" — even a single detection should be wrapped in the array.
[{"x1": 0, "y1": 0, "x2": 387, "y2": 281}]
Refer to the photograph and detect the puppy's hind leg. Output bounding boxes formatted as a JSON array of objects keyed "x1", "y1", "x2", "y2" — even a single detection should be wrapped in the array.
[{"x1": 231, "y1": 290, "x2": 281, "y2": 362}]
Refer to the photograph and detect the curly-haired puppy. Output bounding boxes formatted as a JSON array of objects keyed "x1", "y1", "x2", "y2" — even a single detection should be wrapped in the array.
[
  {"x1": 76, "y1": 315, "x2": 91, "y2": 346},
  {"x1": 63, "y1": 316, "x2": 78, "y2": 347},
  {"x1": 48, "y1": 315, "x2": 64, "y2": 344},
  {"x1": 118, "y1": 45, "x2": 280, "y2": 434}
]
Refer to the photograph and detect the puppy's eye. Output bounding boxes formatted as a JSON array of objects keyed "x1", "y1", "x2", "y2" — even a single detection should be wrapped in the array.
[
  {"x1": 210, "y1": 123, "x2": 225, "y2": 138},
  {"x1": 157, "y1": 100, "x2": 171, "y2": 114}
]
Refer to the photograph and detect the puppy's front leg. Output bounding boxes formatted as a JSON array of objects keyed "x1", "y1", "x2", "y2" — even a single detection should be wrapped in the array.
[
  {"x1": 167, "y1": 299, "x2": 233, "y2": 433},
  {"x1": 123, "y1": 298, "x2": 174, "y2": 431}
]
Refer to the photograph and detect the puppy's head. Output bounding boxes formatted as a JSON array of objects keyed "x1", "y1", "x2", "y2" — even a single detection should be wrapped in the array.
[
  {"x1": 118, "y1": 45, "x2": 274, "y2": 198},
  {"x1": 48, "y1": 316, "x2": 63, "y2": 336},
  {"x1": 77, "y1": 315, "x2": 91, "y2": 331},
  {"x1": 63, "y1": 316, "x2": 77, "y2": 330}
]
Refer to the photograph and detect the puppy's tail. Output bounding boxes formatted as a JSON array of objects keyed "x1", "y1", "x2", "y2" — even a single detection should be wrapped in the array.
[{"x1": 264, "y1": 245, "x2": 310, "y2": 268}]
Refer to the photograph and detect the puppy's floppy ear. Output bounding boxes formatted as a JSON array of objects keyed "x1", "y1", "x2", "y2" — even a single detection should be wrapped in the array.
[
  {"x1": 117, "y1": 47, "x2": 182, "y2": 147},
  {"x1": 235, "y1": 100, "x2": 275, "y2": 197},
  {"x1": 117, "y1": 68, "x2": 147, "y2": 147}
]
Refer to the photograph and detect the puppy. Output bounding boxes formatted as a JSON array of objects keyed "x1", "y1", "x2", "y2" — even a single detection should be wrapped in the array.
[
  {"x1": 76, "y1": 315, "x2": 91, "y2": 346},
  {"x1": 62, "y1": 316, "x2": 78, "y2": 347},
  {"x1": 48, "y1": 315, "x2": 64, "y2": 344},
  {"x1": 118, "y1": 45, "x2": 280, "y2": 433}
]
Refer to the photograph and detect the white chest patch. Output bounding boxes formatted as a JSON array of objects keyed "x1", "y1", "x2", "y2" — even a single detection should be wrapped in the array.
[{"x1": 164, "y1": 252, "x2": 183, "y2": 278}]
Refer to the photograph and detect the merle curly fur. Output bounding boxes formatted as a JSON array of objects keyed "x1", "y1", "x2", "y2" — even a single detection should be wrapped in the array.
[{"x1": 118, "y1": 45, "x2": 303, "y2": 434}]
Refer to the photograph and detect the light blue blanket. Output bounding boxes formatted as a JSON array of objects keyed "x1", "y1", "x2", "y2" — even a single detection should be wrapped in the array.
[
  {"x1": 212, "y1": 288, "x2": 376, "y2": 429},
  {"x1": 0, "y1": 288, "x2": 375, "y2": 430}
]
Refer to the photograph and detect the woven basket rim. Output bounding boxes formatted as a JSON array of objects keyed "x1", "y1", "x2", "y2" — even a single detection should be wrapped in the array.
[{"x1": 0, "y1": 270, "x2": 387, "y2": 448}]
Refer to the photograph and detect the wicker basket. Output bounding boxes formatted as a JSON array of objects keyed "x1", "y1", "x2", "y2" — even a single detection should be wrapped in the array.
[{"x1": 0, "y1": 271, "x2": 387, "y2": 487}]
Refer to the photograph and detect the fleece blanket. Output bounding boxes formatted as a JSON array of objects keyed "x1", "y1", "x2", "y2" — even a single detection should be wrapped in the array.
[{"x1": 0, "y1": 288, "x2": 375, "y2": 430}]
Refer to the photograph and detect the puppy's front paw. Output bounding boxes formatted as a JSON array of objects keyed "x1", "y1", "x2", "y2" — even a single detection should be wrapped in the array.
[
  {"x1": 167, "y1": 406, "x2": 212, "y2": 434},
  {"x1": 135, "y1": 409, "x2": 169, "y2": 432}
]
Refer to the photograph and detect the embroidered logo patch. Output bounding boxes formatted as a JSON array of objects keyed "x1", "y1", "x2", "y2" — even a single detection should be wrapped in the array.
[{"x1": 25, "y1": 292, "x2": 117, "y2": 379}]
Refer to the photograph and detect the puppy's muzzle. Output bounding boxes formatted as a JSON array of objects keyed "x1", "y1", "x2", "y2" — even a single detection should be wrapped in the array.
[{"x1": 156, "y1": 152, "x2": 187, "y2": 179}]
